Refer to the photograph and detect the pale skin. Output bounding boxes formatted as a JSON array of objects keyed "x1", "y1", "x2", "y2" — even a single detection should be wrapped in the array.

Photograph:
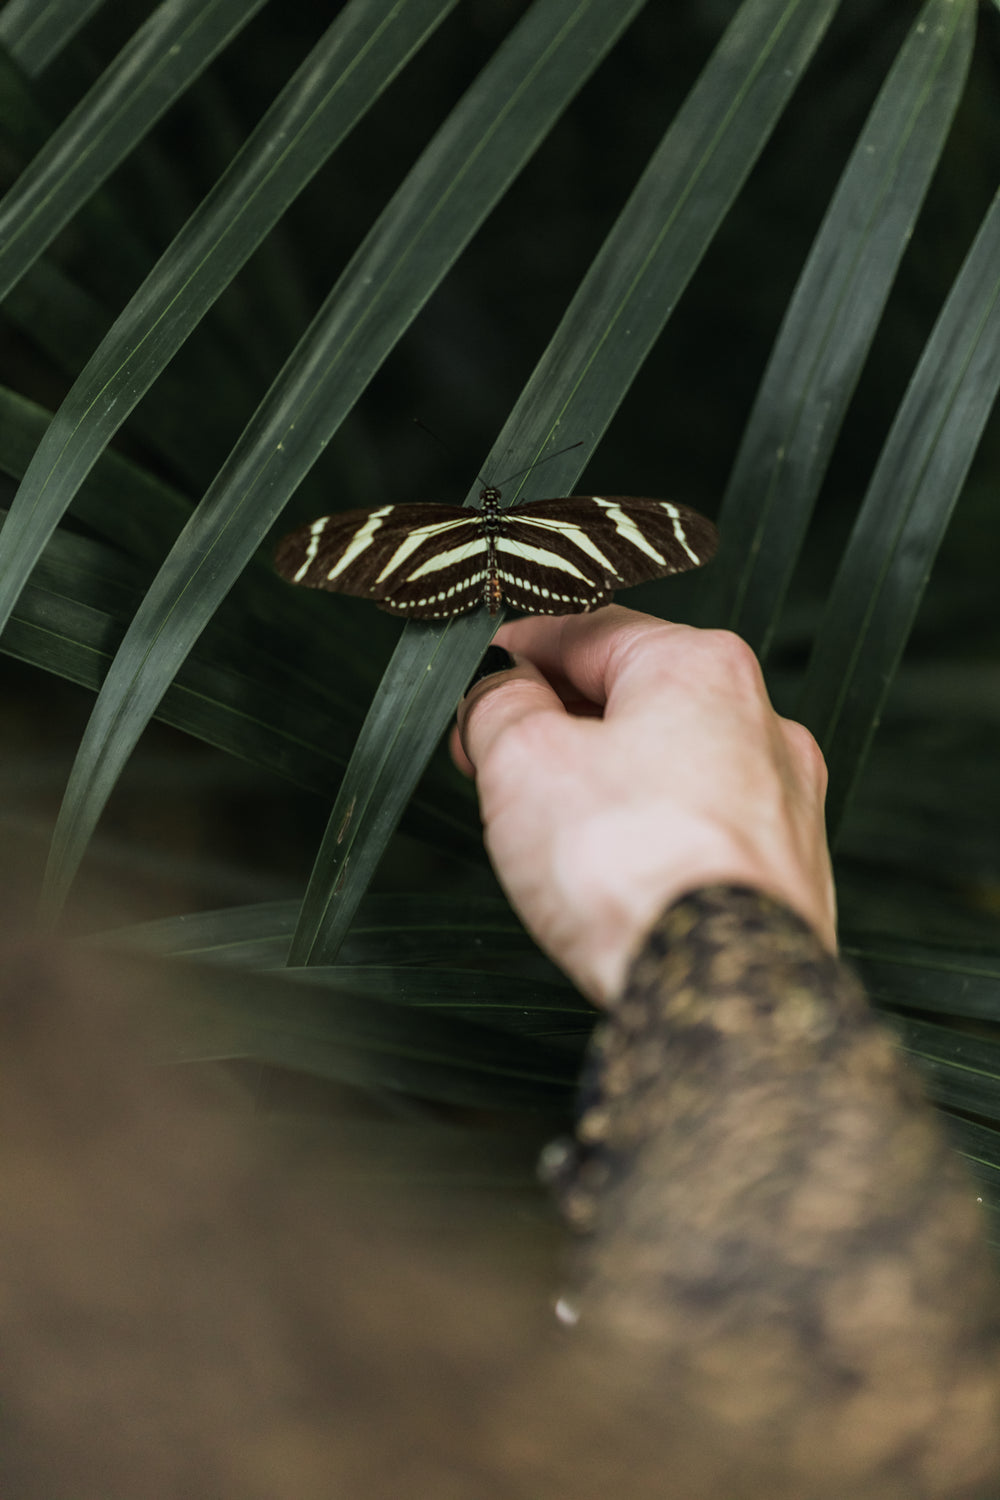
[{"x1": 452, "y1": 606, "x2": 836, "y2": 1007}]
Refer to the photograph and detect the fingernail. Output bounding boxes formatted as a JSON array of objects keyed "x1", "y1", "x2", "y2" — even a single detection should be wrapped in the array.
[{"x1": 465, "y1": 645, "x2": 514, "y2": 694}]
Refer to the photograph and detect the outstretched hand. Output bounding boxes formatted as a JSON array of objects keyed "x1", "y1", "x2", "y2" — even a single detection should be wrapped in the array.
[{"x1": 453, "y1": 607, "x2": 835, "y2": 1006}]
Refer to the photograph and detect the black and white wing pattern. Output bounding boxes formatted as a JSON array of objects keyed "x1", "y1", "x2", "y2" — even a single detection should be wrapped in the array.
[
  {"x1": 274, "y1": 490, "x2": 717, "y2": 619},
  {"x1": 494, "y1": 496, "x2": 718, "y2": 614},
  {"x1": 274, "y1": 503, "x2": 487, "y2": 618}
]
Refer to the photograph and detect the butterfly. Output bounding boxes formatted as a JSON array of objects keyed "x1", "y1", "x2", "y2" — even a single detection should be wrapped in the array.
[{"x1": 274, "y1": 487, "x2": 717, "y2": 619}]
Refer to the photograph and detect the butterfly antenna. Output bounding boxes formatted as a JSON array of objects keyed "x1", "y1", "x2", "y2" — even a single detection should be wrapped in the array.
[
  {"x1": 412, "y1": 417, "x2": 458, "y2": 458},
  {"x1": 414, "y1": 421, "x2": 584, "y2": 491},
  {"x1": 495, "y1": 441, "x2": 584, "y2": 489}
]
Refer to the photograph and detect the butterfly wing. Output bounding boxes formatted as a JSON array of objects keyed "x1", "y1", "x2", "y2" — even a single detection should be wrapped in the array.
[
  {"x1": 275, "y1": 504, "x2": 487, "y2": 619},
  {"x1": 494, "y1": 496, "x2": 717, "y2": 614}
]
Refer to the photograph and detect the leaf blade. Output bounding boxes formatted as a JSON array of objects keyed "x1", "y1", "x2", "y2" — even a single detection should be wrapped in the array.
[
  {"x1": 700, "y1": 0, "x2": 974, "y2": 657},
  {"x1": 124, "y1": 952, "x2": 580, "y2": 1111},
  {"x1": 0, "y1": 0, "x2": 108, "y2": 75},
  {"x1": 0, "y1": 0, "x2": 463, "y2": 629},
  {"x1": 0, "y1": 0, "x2": 269, "y2": 300},
  {"x1": 39, "y1": 0, "x2": 652, "y2": 919},
  {"x1": 798, "y1": 184, "x2": 1000, "y2": 835}
]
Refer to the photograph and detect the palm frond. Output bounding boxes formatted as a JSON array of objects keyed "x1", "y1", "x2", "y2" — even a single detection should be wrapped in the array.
[{"x1": 0, "y1": 0, "x2": 997, "y2": 1154}]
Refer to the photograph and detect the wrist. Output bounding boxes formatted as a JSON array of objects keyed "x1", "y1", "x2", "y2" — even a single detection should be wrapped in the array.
[{"x1": 549, "y1": 806, "x2": 832, "y2": 1005}]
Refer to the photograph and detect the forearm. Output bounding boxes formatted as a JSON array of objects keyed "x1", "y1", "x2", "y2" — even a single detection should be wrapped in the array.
[{"x1": 548, "y1": 885, "x2": 1000, "y2": 1499}]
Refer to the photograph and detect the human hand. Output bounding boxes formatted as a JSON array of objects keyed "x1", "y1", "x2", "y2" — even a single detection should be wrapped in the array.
[{"x1": 453, "y1": 607, "x2": 835, "y2": 1006}]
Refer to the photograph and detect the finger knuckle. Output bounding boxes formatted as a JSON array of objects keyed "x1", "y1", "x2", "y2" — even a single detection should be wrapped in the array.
[
  {"x1": 782, "y1": 718, "x2": 829, "y2": 789},
  {"x1": 697, "y1": 628, "x2": 765, "y2": 690}
]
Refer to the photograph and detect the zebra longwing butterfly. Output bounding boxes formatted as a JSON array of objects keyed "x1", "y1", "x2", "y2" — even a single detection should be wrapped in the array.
[{"x1": 274, "y1": 488, "x2": 717, "y2": 619}]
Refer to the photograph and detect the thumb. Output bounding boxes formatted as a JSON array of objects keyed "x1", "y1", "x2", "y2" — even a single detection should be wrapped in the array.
[{"x1": 453, "y1": 647, "x2": 565, "y2": 776}]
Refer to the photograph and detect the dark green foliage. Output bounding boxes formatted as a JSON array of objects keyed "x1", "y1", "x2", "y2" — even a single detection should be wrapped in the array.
[{"x1": 1, "y1": 0, "x2": 999, "y2": 1207}]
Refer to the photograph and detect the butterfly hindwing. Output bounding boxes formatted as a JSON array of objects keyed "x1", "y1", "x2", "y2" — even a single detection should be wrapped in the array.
[{"x1": 492, "y1": 516, "x2": 610, "y2": 614}]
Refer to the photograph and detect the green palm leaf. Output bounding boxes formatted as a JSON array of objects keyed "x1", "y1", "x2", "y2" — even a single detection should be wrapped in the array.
[
  {"x1": 124, "y1": 949, "x2": 579, "y2": 1111},
  {"x1": 799, "y1": 183, "x2": 1000, "y2": 835},
  {"x1": 0, "y1": 0, "x2": 463, "y2": 627},
  {"x1": 91, "y1": 892, "x2": 550, "y2": 969},
  {"x1": 0, "y1": 0, "x2": 269, "y2": 300},
  {"x1": 0, "y1": 36, "x2": 51, "y2": 144},
  {"x1": 34, "y1": 0, "x2": 653, "y2": 920},
  {"x1": 290, "y1": 0, "x2": 839, "y2": 965},
  {"x1": 0, "y1": 0, "x2": 998, "y2": 1164},
  {"x1": 0, "y1": 0, "x2": 107, "y2": 75},
  {"x1": 701, "y1": 0, "x2": 973, "y2": 657},
  {"x1": 0, "y1": 504, "x2": 479, "y2": 856}
]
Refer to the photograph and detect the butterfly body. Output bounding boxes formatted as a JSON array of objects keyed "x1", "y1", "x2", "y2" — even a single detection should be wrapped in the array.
[{"x1": 274, "y1": 487, "x2": 717, "y2": 620}]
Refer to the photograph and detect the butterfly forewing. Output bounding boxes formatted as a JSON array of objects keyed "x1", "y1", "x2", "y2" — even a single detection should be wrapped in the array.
[
  {"x1": 274, "y1": 504, "x2": 484, "y2": 618},
  {"x1": 511, "y1": 497, "x2": 717, "y2": 584}
]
